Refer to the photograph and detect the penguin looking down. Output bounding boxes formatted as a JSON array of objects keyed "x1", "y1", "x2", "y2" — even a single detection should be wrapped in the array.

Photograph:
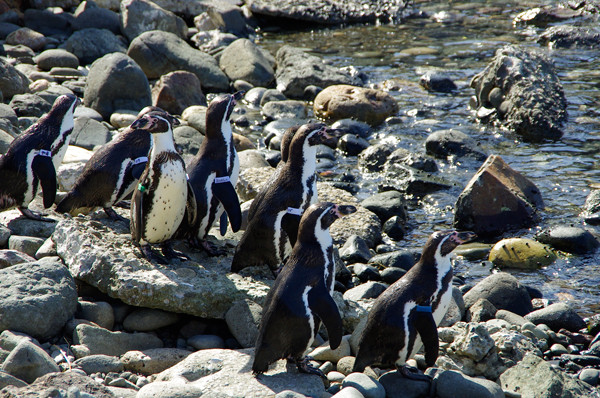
[
  {"x1": 231, "y1": 123, "x2": 336, "y2": 274},
  {"x1": 130, "y1": 113, "x2": 196, "y2": 264},
  {"x1": 252, "y1": 202, "x2": 357, "y2": 376},
  {"x1": 352, "y1": 230, "x2": 476, "y2": 377},
  {"x1": 56, "y1": 107, "x2": 179, "y2": 222},
  {"x1": 179, "y1": 92, "x2": 243, "y2": 255},
  {"x1": 0, "y1": 94, "x2": 80, "y2": 221}
]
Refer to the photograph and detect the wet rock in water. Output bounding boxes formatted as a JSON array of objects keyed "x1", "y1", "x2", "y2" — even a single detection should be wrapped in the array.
[
  {"x1": 358, "y1": 143, "x2": 396, "y2": 172},
  {"x1": 73, "y1": 323, "x2": 163, "y2": 357},
  {"x1": 0, "y1": 257, "x2": 77, "y2": 341},
  {"x1": 0, "y1": 370, "x2": 115, "y2": 398},
  {"x1": 151, "y1": 70, "x2": 207, "y2": 115},
  {"x1": 534, "y1": 225, "x2": 599, "y2": 254},
  {"x1": 128, "y1": 30, "x2": 229, "y2": 92},
  {"x1": 489, "y1": 238, "x2": 557, "y2": 269},
  {"x1": 332, "y1": 118, "x2": 372, "y2": 139},
  {"x1": 338, "y1": 134, "x2": 370, "y2": 156},
  {"x1": 386, "y1": 148, "x2": 438, "y2": 173},
  {"x1": 382, "y1": 164, "x2": 451, "y2": 196},
  {"x1": 433, "y1": 369, "x2": 505, "y2": 398},
  {"x1": 84, "y1": 52, "x2": 151, "y2": 120},
  {"x1": 121, "y1": 348, "x2": 192, "y2": 376},
  {"x1": 314, "y1": 84, "x2": 399, "y2": 126},
  {"x1": 219, "y1": 38, "x2": 275, "y2": 87},
  {"x1": 276, "y1": 46, "x2": 362, "y2": 99},
  {"x1": 225, "y1": 299, "x2": 262, "y2": 348},
  {"x1": 63, "y1": 28, "x2": 128, "y2": 66},
  {"x1": 72, "y1": 0, "x2": 121, "y2": 33},
  {"x1": 339, "y1": 235, "x2": 373, "y2": 264},
  {"x1": 74, "y1": 354, "x2": 124, "y2": 375},
  {"x1": 538, "y1": 25, "x2": 600, "y2": 48},
  {"x1": 262, "y1": 100, "x2": 307, "y2": 120},
  {"x1": 454, "y1": 155, "x2": 543, "y2": 236},
  {"x1": 470, "y1": 45, "x2": 567, "y2": 141},
  {"x1": 382, "y1": 216, "x2": 405, "y2": 241},
  {"x1": 425, "y1": 129, "x2": 486, "y2": 160},
  {"x1": 420, "y1": 71, "x2": 457, "y2": 93},
  {"x1": 361, "y1": 190, "x2": 407, "y2": 224},
  {"x1": 580, "y1": 189, "x2": 600, "y2": 225},
  {"x1": 368, "y1": 249, "x2": 419, "y2": 271},
  {"x1": 120, "y1": 0, "x2": 187, "y2": 42},
  {"x1": 513, "y1": 6, "x2": 582, "y2": 26},
  {"x1": 499, "y1": 353, "x2": 596, "y2": 397},
  {"x1": 463, "y1": 272, "x2": 533, "y2": 316},
  {"x1": 151, "y1": 348, "x2": 326, "y2": 397},
  {"x1": 260, "y1": 89, "x2": 287, "y2": 106},
  {"x1": 525, "y1": 302, "x2": 587, "y2": 332},
  {"x1": 1, "y1": 339, "x2": 60, "y2": 383}
]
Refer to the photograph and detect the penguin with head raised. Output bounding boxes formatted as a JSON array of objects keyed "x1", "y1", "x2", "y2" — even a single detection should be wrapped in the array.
[
  {"x1": 178, "y1": 92, "x2": 243, "y2": 255},
  {"x1": 352, "y1": 230, "x2": 476, "y2": 377},
  {"x1": 0, "y1": 94, "x2": 80, "y2": 221},
  {"x1": 56, "y1": 106, "x2": 179, "y2": 222},
  {"x1": 130, "y1": 112, "x2": 196, "y2": 264},
  {"x1": 253, "y1": 202, "x2": 357, "y2": 376},
  {"x1": 231, "y1": 122, "x2": 336, "y2": 273}
]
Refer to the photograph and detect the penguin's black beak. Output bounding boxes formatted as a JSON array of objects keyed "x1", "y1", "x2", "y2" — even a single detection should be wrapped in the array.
[
  {"x1": 452, "y1": 231, "x2": 477, "y2": 245},
  {"x1": 334, "y1": 204, "x2": 357, "y2": 218},
  {"x1": 321, "y1": 127, "x2": 340, "y2": 149},
  {"x1": 233, "y1": 91, "x2": 245, "y2": 102},
  {"x1": 130, "y1": 117, "x2": 148, "y2": 130},
  {"x1": 170, "y1": 116, "x2": 181, "y2": 126}
]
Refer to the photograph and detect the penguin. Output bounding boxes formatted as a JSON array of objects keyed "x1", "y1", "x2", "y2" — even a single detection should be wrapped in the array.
[
  {"x1": 352, "y1": 230, "x2": 477, "y2": 377},
  {"x1": 0, "y1": 94, "x2": 80, "y2": 221},
  {"x1": 56, "y1": 107, "x2": 179, "y2": 222},
  {"x1": 130, "y1": 113, "x2": 197, "y2": 264},
  {"x1": 179, "y1": 92, "x2": 243, "y2": 255},
  {"x1": 231, "y1": 123, "x2": 336, "y2": 273},
  {"x1": 252, "y1": 202, "x2": 357, "y2": 375}
]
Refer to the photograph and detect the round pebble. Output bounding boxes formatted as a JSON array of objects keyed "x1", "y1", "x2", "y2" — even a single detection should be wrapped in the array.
[{"x1": 187, "y1": 335, "x2": 225, "y2": 350}]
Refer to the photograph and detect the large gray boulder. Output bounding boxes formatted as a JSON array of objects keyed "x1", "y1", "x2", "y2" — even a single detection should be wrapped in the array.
[
  {"x1": 62, "y1": 28, "x2": 127, "y2": 65},
  {"x1": 72, "y1": 0, "x2": 121, "y2": 33},
  {"x1": 128, "y1": 30, "x2": 229, "y2": 92},
  {"x1": 0, "y1": 58, "x2": 30, "y2": 99},
  {"x1": 0, "y1": 257, "x2": 78, "y2": 341},
  {"x1": 83, "y1": 52, "x2": 151, "y2": 119},
  {"x1": 219, "y1": 39, "x2": 275, "y2": 87},
  {"x1": 275, "y1": 45, "x2": 362, "y2": 99},
  {"x1": 470, "y1": 45, "x2": 567, "y2": 141},
  {"x1": 120, "y1": 0, "x2": 187, "y2": 42},
  {"x1": 463, "y1": 272, "x2": 533, "y2": 316}
]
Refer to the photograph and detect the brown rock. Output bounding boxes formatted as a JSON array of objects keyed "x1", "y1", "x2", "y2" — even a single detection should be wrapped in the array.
[
  {"x1": 313, "y1": 84, "x2": 398, "y2": 126},
  {"x1": 151, "y1": 70, "x2": 206, "y2": 115},
  {"x1": 453, "y1": 155, "x2": 543, "y2": 236}
]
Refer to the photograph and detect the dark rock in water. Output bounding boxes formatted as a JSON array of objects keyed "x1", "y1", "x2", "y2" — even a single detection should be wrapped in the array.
[
  {"x1": 454, "y1": 155, "x2": 543, "y2": 236},
  {"x1": 580, "y1": 189, "x2": 600, "y2": 225},
  {"x1": 525, "y1": 302, "x2": 587, "y2": 332},
  {"x1": 380, "y1": 267, "x2": 405, "y2": 284},
  {"x1": 369, "y1": 249, "x2": 420, "y2": 271},
  {"x1": 463, "y1": 272, "x2": 533, "y2": 316},
  {"x1": 338, "y1": 134, "x2": 369, "y2": 156},
  {"x1": 425, "y1": 129, "x2": 487, "y2": 161},
  {"x1": 470, "y1": 45, "x2": 567, "y2": 141},
  {"x1": 331, "y1": 118, "x2": 372, "y2": 139},
  {"x1": 382, "y1": 164, "x2": 451, "y2": 196},
  {"x1": 84, "y1": 52, "x2": 151, "y2": 120},
  {"x1": 342, "y1": 281, "x2": 388, "y2": 301},
  {"x1": 358, "y1": 142, "x2": 395, "y2": 172},
  {"x1": 9, "y1": 93, "x2": 51, "y2": 117},
  {"x1": 275, "y1": 46, "x2": 362, "y2": 99},
  {"x1": 560, "y1": 354, "x2": 600, "y2": 368},
  {"x1": 361, "y1": 190, "x2": 407, "y2": 224},
  {"x1": 72, "y1": 1, "x2": 120, "y2": 33},
  {"x1": 0, "y1": 58, "x2": 30, "y2": 99},
  {"x1": 220, "y1": 39, "x2": 275, "y2": 88},
  {"x1": 249, "y1": 0, "x2": 410, "y2": 25},
  {"x1": 534, "y1": 226, "x2": 599, "y2": 254},
  {"x1": 24, "y1": 9, "x2": 71, "y2": 36},
  {"x1": 303, "y1": 85, "x2": 322, "y2": 101},
  {"x1": 383, "y1": 216, "x2": 406, "y2": 241},
  {"x1": 420, "y1": 71, "x2": 457, "y2": 93},
  {"x1": 260, "y1": 88, "x2": 287, "y2": 106},
  {"x1": 386, "y1": 148, "x2": 438, "y2": 173},
  {"x1": 244, "y1": 87, "x2": 267, "y2": 107},
  {"x1": 538, "y1": 25, "x2": 600, "y2": 48},
  {"x1": 352, "y1": 263, "x2": 381, "y2": 282},
  {"x1": 513, "y1": 6, "x2": 582, "y2": 26},
  {"x1": 152, "y1": 71, "x2": 207, "y2": 116},
  {"x1": 120, "y1": 0, "x2": 187, "y2": 42},
  {"x1": 379, "y1": 369, "x2": 430, "y2": 398},
  {"x1": 128, "y1": 30, "x2": 229, "y2": 92},
  {"x1": 339, "y1": 235, "x2": 372, "y2": 264},
  {"x1": 63, "y1": 28, "x2": 127, "y2": 66}
]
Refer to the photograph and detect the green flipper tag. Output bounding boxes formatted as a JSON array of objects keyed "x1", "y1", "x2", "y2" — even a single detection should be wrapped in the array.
[{"x1": 138, "y1": 183, "x2": 146, "y2": 193}]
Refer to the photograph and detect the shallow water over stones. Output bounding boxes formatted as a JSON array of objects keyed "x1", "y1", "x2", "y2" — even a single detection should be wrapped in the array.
[{"x1": 248, "y1": 1, "x2": 600, "y2": 317}]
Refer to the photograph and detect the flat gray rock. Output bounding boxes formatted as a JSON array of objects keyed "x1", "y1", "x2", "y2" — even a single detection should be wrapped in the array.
[
  {"x1": 73, "y1": 324, "x2": 163, "y2": 357},
  {"x1": 120, "y1": 0, "x2": 187, "y2": 42}
]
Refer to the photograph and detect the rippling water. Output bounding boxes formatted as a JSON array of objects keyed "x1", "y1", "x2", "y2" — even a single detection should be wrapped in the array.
[{"x1": 249, "y1": 1, "x2": 600, "y2": 316}]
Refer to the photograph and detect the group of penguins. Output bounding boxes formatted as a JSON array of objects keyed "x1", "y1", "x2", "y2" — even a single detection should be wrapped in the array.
[{"x1": 0, "y1": 93, "x2": 477, "y2": 379}]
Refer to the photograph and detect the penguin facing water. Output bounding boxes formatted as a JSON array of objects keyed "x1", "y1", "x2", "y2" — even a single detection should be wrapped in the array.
[
  {"x1": 56, "y1": 107, "x2": 179, "y2": 222},
  {"x1": 352, "y1": 230, "x2": 476, "y2": 376},
  {"x1": 130, "y1": 113, "x2": 196, "y2": 263},
  {"x1": 253, "y1": 202, "x2": 357, "y2": 376},
  {"x1": 231, "y1": 123, "x2": 336, "y2": 273},
  {"x1": 0, "y1": 94, "x2": 80, "y2": 221}
]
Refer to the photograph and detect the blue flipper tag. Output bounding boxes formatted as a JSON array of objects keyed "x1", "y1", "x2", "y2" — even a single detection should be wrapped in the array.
[
  {"x1": 214, "y1": 176, "x2": 230, "y2": 184},
  {"x1": 36, "y1": 149, "x2": 52, "y2": 157},
  {"x1": 416, "y1": 305, "x2": 432, "y2": 313},
  {"x1": 286, "y1": 207, "x2": 303, "y2": 216},
  {"x1": 132, "y1": 156, "x2": 148, "y2": 165}
]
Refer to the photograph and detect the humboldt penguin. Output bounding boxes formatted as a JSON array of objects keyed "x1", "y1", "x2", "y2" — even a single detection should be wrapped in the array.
[
  {"x1": 231, "y1": 123, "x2": 336, "y2": 273},
  {"x1": 352, "y1": 230, "x2": 477, "y2": 377},
  {"x1": 253, "y1": 202, "x2": 357, "y2": 375},
  {"x1": 0, "y1": 94, "x2": 80, "y2": 221},
  {"x1": 130, "y1": 113, "x2": 196, "y2": 263},
  {"x1": 56, "y1": 107, "x2": 179, "y2": 221},
  {"x1": 179, "y1": 92, "x2": 243, "y2": 255}
]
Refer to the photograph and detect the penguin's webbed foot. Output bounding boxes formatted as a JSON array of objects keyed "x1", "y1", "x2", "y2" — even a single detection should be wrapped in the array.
[
  {"x1": 19, "y1": 207, "x2": 55, "y2": 222},
  {"x1": 104, "y1": 207, "x2": 130, "y2": 224},
  {"x1": 140, "y1": 245, "x2": 169, "y2": 265},
  {"x1": 398, "y1": 365, "x2": 432, "y2": 382},
  {"x1": 188, "y1": 237, "x2": 226, "y2": 256},
  {"x1": 161, "y1": 242, "x2": 191, "y2": 261},
  {"x1": 296, "y1": 357, "x2": 325, "y2": 377}
]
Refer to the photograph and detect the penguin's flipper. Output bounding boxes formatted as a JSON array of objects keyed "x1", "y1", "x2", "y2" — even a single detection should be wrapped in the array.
[
  {"x1": 308, "y1": 286, "x2": 343, "y2": 350},
  {"x1": 32, "y1": 155, "x2": 57, "y2": 208},
  {"x1": 213, "y1": 179, "x2": 242, "y2": 232},
  {"x1": 281, "y1": 213, "x2": 301, "y2": 247},
  {"x1": 414, "y1": 306, "x2": 439, "y2": 367},
  {"x1": 185, "y1": 181, "x2": 198, "y2": 227},
  {"x1": 219, "y1": 211, "x2": 228, "y2": 236},
  {"x1": 130, "y1": 161, "x2": 147, "y2": 180}
]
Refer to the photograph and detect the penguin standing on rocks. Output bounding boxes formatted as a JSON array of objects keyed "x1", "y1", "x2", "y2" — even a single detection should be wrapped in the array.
[
  {"x1": 352, "y1": 230, "x2": 476, "y2": 377},
  {"x1": 253, "y1": 202, "x2": 357, "y2": 375},
  {"x1": 231, "y1": 123, "x2": 336, "y2": 273},
  {"x1": 130, "y1": 113, "x2": 196, "y2": 263},
  {"x1": 56, "y1": 107, "x2": 179, "y2": 222},
  {"x1": 179, "y1": 92, "x2": 243, "y2": 255},
  {"x1": 0, "y1": 94, "x2": 80, "y2": 221}
]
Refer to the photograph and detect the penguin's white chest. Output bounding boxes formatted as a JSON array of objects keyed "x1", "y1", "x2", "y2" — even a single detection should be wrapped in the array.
[{"x1": 143, "y1": 161, "x2": 187, "y2": 243}]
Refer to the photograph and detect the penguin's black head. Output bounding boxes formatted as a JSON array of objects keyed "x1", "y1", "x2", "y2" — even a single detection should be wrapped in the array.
[
  {"x1": 137, "y1": 106, "x2": 180, "y2": 126},
  {"x1": 130, "y1": 114, "x2": 172, "y2": 134},
  {"x1": 425, "y1": 230, "x2": 477, "y2": 259},
  {"x1": 48, "y1": 94, "x2": 80, "y2": 118},
  {"x1": 209, "y1": 92, "x2": 242, "y2": 122},
  {"x1": 297, "y1": 202, "x2": 357, "y2": 243}
]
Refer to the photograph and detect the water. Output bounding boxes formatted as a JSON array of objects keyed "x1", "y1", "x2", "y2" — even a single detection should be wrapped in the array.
[{"x1": 246, "y1": 1, "x2": 600, "y2": 317}]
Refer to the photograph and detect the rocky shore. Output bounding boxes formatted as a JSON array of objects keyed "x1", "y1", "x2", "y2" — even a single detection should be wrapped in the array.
[{"x1": 1, "y1": 0, "x2": 600, "y2": 397}]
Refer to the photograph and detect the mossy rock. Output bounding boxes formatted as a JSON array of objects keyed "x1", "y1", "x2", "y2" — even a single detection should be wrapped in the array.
[{"x1": 489, "y1": 238, "x2": 556, "y2": 269}]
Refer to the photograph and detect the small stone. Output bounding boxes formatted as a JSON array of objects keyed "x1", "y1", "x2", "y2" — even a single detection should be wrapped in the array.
[
  {"x1": 382, "y1": 216, "x2": 405, "y2": 241},
  {"x1": 123, "y1": 308, "x2": 180, "y2": 332},
  {"x1": 434, "y1": 369, "x2": 504, "y2": 398},
  {"x1": 467, "y1": 298, "x2": 497, "y2": 323},
  {"x1": 309, "y1": 336, "x2": 352, "y2": 363},
  {"x1": 380, "y1": 267, "x2": 405, "y2": 284},
  {"x1": 341, "y1": 372, "x2": 385, "y2": 398},
  {"x1": 187, "y1": 335, "x2": 225, "y2": 350},
  {"x1": 534, "y1": 226, "x2": 599, "y2": 254},
  {"x1": 352, "y1": 263, "x2": 381, "y2": 282},
  {"x1": 77, "y1": 300, "x2": 115, "y2": 330},
  {"x1": 338, "y1": 134, "x2": 369, "y2": 156},
  {"x1": 73, "y1": 324, "x2": 163, "y2": 357},
  {"x1": 579, "y1": 368, "x2": 600, "y2": 386},
  {"x1": 0, "y1": 249, "x2": 36, "y2": 269},
  {"x1": 7, "y1": 235, "x2": 45, "y2": 257},
  {"x1": 495, "y1": 310, "x2": 528, "y2": 327},
  {"x1": 1, "y1": 339, "x2": 60, "y2": 383},
  {"x1": 225, "y1": 299, "x2": 262, "y2": 348},
  {"x1": 337, "y1": 356, "x2": 356, "y2": 376},
  {"x1": 550, "y1": 343, "x2": 568, "y2": 356},
  {"x1": 379, "y1": 369, "x2": 430, "y2": 398},
  {"x1": 74, "y1": 354, "x2": 124, "y2": 375}
]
